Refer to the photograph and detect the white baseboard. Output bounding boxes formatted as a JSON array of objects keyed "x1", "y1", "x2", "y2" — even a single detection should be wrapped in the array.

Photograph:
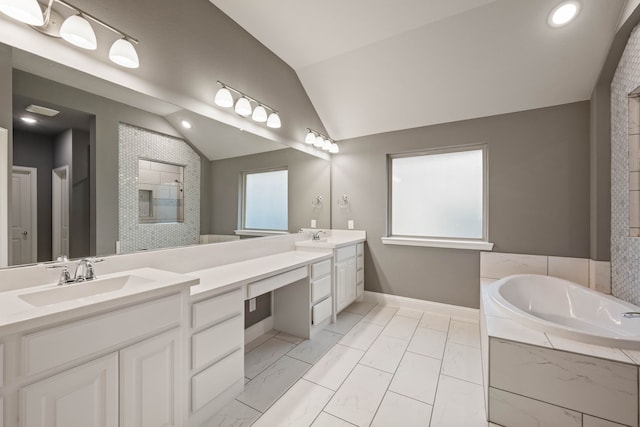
[
  {"x1": 244, "y1": 315, "x2": 274, "y2": 344},
  {"x1": 363, "y1": 291, "x2": 479, "y2": 322}
]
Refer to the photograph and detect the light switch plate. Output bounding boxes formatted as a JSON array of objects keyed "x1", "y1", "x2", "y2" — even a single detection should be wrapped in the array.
[
  {"x1": 311, "y1": 219, "x2": 317, "y2": 228},
  {"x1": 249, "y1": 298, "x2": 256, "y2": 312},
  {"x1": 348, "y1": 220, "x2": 354, "y2": 230}
]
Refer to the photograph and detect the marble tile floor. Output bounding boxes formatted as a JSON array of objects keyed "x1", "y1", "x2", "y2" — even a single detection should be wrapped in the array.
[{"x1": 206, "y1": 301, "x2": 494, "y2": 427}]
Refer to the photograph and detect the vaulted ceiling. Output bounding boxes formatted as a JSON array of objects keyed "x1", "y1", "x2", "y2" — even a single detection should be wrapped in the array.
[{"x1": 210, "y1": 0, "x2": 625, "y2": 140}]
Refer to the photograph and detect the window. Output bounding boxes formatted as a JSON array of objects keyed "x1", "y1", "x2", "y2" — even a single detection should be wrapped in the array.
[
  {"x1": 241, "y1": 168, "x2": 288, "y2": 232},
  {"x1": 384, "y1": 144, "x2": 492, "y2": 250}
]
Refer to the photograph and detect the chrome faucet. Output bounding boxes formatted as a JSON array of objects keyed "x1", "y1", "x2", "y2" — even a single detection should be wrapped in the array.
[
  {"x1": 74, "y1": 258, "x2": 99, "y2": 282},
  {"x1": 47, "y1": 257, "x2": 103, "y2": 285},
  {"x1": 312, "y1": 230, "x2": 326, "y2": 241}
]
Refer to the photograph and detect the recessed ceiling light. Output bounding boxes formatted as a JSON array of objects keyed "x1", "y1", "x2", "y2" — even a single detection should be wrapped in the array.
[
  {"x1": 548, "y1": 1, "x2": 580, "y2": 28},
  {"x1": 21, "y1": 116, "x2": 37, "y2": 124},
  {"x1": 181, "y1": 120, "x2": 192, "y2": 129}
]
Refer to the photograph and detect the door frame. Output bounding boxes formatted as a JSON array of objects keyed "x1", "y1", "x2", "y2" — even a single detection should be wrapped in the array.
[
  {"x1": 52, "y1": 165, "x2": 69, "y2": 260},
  {"x1": 0, "y1": 127, "x2": 7, "y2": 267},
  {"x1": 12, "y1": 165, "x2": 38, "y2": 264}
]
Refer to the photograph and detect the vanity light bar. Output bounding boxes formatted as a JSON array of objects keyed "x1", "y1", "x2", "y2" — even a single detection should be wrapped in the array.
[
  {"x1": 304, "y1": 128, "x2": 339, "y2": 154},
  {"x1": 215, "y1": 81, "x2": 281, "y2": 128}
]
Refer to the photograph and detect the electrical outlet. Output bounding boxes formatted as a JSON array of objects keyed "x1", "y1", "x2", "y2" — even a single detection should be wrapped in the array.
[
  {"x1": 311, "y1": 219, "x2": 317, "y2": 228},
  {"x1": 348, "y1": 220, "x2": 354, "y2": 230},
  {"x1": 249, "y1": 298, "x2": 256, "y2": 312}
]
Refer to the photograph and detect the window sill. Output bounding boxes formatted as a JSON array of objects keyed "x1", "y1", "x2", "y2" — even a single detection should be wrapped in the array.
[
  {"x1": 381, "y1": 237, "x2": 494, "y2": 251},
  {"x1": 234, "y1": 229, "x2": 290, "y2": 237}
]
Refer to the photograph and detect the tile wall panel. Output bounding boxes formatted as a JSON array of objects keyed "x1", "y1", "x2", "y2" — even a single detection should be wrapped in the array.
[{"x1": 118, "y1": 123, "x2": 200, "y2": 254}]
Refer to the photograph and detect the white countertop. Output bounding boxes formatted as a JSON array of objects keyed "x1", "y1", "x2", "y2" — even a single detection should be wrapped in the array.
[
  {"x1": 189, "y1": 250, "x2": 333, "y2": 297},
  {"x1": 295, "y1": 229, "x2": 366, "y2": 250},
  {"x1": 0, "y1": 268, "x2": 197, "y2": 335}
]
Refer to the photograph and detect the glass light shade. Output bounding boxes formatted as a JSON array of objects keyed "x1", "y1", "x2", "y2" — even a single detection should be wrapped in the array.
[
  {"x1": 214, "y1": 87, "x2": 234, "y2": 108},
  {"x1": 109, "y1": 38, "x2": 139, "y2": 68},
  {"x1": 549, "y1": 1, "x2": 579, "y2": 27},
  {"x1": 181, "y1": 120, "x2": 192, "y2": 129},
  {"x1": 235, "y1": 97, "x2": 252, "y2": 117},
  {"x1": 0, "y1": 0, "x2": 43, "y2": 25},
  {"x1": 267, "y1": 112, "x2": 281, "y2": 128},
  {"x1": 313, "y1": 136, "x2": 324, "y2": 148},
  {"x1": 322, "y1": 140, "x2": 332, "y2": 151},
  {"x1": 305, "y1": 131, "x2": 316, "y2": 144},
  {"x1": 329, "y1": 143, "x2": 339, "y2": 154},
  {"x1": 252, "y1": 105, "x2": 268, "y2": 122},
  {"x1": 60, "y1": 15, "x2": 97, "y2": 50}
]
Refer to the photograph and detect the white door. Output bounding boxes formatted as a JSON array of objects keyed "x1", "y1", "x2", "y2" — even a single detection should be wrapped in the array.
[
  {"x1": 52, "y1": 166, "x2": 70, "y2": 260},
  {"x1": 10, "y1": 166, "x2": 37, "y2": 265},
  {"x1": 20, "y1": 353, "x2": 119, "y2": 427},
  {"x1": 120, "y1": 328, "x2": 183, "y2": 427}
]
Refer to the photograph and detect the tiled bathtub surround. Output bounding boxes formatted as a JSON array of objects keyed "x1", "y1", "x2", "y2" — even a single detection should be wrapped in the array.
[
  {"x1": 480, "y1": 252, "x2": 611, "y2": 293},
  {"x1": 480, "y1": 283, "x2": 640, "y2": 426},
  {"x1": 612, "y1": 23, "x2": 640, "y2": 304},
  {"x1": 119, "y1": 123, "x2": 201, "y2": 254}
]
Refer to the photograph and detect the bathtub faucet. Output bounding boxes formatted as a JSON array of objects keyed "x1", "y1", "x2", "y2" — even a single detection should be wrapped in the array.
[{"x1": 622, "y1": 312, "x2": 640, "y2": 318}]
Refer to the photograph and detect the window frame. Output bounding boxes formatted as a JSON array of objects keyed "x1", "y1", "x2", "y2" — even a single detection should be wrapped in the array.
[
  {"x1": 383, "y1": 143, "x2": 493, "y2": 251},
  {"x1": 238, "y1": 166, "x2": 289, "y2": 234}
]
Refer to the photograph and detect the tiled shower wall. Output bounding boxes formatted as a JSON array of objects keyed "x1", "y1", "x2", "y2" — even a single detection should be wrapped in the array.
[
  {"x1": 118, "y1": 123, "x2": 200, "y2": 254},
  {"x1": 612, "y1": 24, "x2": 640, "y2": 304}
]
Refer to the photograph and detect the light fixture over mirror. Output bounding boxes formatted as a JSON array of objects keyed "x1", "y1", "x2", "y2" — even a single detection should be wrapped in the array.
[
  {"x1": 0, "y1": 0, "x2": 44, "y2": 26},
  {"x1": 0, "y1": 0, "x2": 140, "y2": 68},
  {"x1": 215, "y1": 80, "x2": 282, "y2": 128},
  {"x1": 306, "y1": 128, "x2": 339, "y2": 154}
]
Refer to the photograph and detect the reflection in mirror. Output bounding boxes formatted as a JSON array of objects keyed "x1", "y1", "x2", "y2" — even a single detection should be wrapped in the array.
[
  {"x1": 2, "y1": 47, "x2": 331, "y2": 268},
  {"x1": 138, "y1": 160, "x2": 185, "y2": 224},
  {"x1": 12, "y1": 94, "x2": 93, "y2": 266},
  {"x1": 629, "y1": 90, "x2": 640, "y2": 237}
]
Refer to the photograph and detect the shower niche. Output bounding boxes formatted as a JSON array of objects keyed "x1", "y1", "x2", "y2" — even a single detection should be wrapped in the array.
[{"x1": 138, "y1": 159, "x2": 185, "y2": 224}]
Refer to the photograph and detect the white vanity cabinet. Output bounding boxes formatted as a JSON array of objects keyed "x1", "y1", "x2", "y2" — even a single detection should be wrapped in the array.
[
  {"x1": 356, "y1": 242, "x2": 364, "y2": 298},
  {"x1": 335, "y1": 244, "x2": 358, "y2": 313},
  {"x1": 188, "y1": 286, "x2": 244, "y2": 427},
  {"x1": 21, "y1": 353, "x2": 119, "y2": 427},
  {"x1": 1, "y1": 291, "x2": 188, "y2": 427}
]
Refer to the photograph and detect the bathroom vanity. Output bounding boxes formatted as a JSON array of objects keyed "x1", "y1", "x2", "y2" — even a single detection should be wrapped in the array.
[{"x1": 0, "y1": 231, "x2": 365, "y2": 427}]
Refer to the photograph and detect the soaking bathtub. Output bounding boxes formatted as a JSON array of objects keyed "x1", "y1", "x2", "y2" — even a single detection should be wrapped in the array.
[
  {"x1": 487, "y1": 274, "x2": 640, "y2": 350},
  {"x1": 480, "y1": 274, "x2": 640, "y2": 426}
]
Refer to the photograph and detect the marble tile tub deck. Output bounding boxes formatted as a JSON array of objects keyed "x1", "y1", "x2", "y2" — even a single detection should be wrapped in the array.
[{"x1": 205, "y1": 301, "x2": 492, "y2": 427}]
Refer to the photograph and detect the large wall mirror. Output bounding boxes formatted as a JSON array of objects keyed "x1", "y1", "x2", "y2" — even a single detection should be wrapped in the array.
[{"x1": 3, "y1": 47, "x2": 331, "y2": 268}]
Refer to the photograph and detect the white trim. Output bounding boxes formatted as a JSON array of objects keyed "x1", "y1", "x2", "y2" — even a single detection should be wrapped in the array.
[
  {"x1": 235, "y1": 229, "x2": 289, "y2": 237},
  {"x1": 244, "y1": 315, "x2": 274, "y2": 344},
  {"x1": 52, "y1": 165, "x2": 70, "y2": 260},
  {"x1": 381, "y1": 236, "x2": 494, "y2": 251},
  {"x1": 0, "y1": 128, "x2": 7, "y2": 267},
  {"x1": 363, "y1": 290, "x2": 479, "y2": 322}
]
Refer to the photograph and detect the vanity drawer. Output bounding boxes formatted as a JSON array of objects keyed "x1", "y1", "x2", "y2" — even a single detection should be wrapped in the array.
[
  {"x1": 336, "y1": 245, "x2": 356, "y2": 262},
  {"x1": 22, "y1": 294, "x2": 182, "y2": 376},
  {"x1": 191, "y1": 348, "x2": 243, "y2": 412},
  {"x1": 356, "y1": 255, "x2": 364, "y2": 270},
  {"x1": 192, "y1": 288, "x2": 243, "y2": 330},
  {"x1": 312, "y1": 297, "x2": 332, "y2": 325},
  {"x1": 247, "y1": 267, "x2": 307, "y2": 299},
  {"x1": 357, "y1": 243, "x2": 364, "y2": 256},
  {"x1": 357, "y1": 269, "x2": 364, "y2": 285},
  {"x1": 192, "y1": 314, "x2": 243, "y2": 371},
  {"x1": 311, "y1": 260, "x2": 331, "y2": 279},
  {"x1": 311, "y1": 276, "x2": 331, "y2": 303}
]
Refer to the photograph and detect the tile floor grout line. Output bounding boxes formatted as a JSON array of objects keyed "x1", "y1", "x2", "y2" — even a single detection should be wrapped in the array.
[{"x1": 428, "y1": 316, "x2": 452, "y2": 427}]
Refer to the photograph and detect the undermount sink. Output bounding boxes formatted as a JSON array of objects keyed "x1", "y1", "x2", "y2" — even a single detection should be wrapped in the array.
[
  {"x1": 312, "y1": 238, "x2": 329, "y2": 243},
  {"x1": 19, "y1": 275, "x2": 153, "y2": 307}
]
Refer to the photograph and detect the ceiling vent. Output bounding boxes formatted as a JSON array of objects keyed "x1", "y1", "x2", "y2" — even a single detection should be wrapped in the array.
[{"x1": 25, "y1": 104, "x2": 60, "y2": 117}]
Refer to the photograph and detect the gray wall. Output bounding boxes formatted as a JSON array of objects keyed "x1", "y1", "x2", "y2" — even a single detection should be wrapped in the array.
[
  {"x1": 13, "y1": 129, "x2": 54, "y2": 262},
  {"x1": 13, "y1": 69, "x2": 208, "y2": 256},
  {"x1": 332, "y1": 102, "x2": 590, "y2": 308},
  {"x1": 210, "y1": 148, "x2": 331, "y2": 234},
  {"x1": 71, "y1": 129, "x2": 90, "y2": 259}
]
